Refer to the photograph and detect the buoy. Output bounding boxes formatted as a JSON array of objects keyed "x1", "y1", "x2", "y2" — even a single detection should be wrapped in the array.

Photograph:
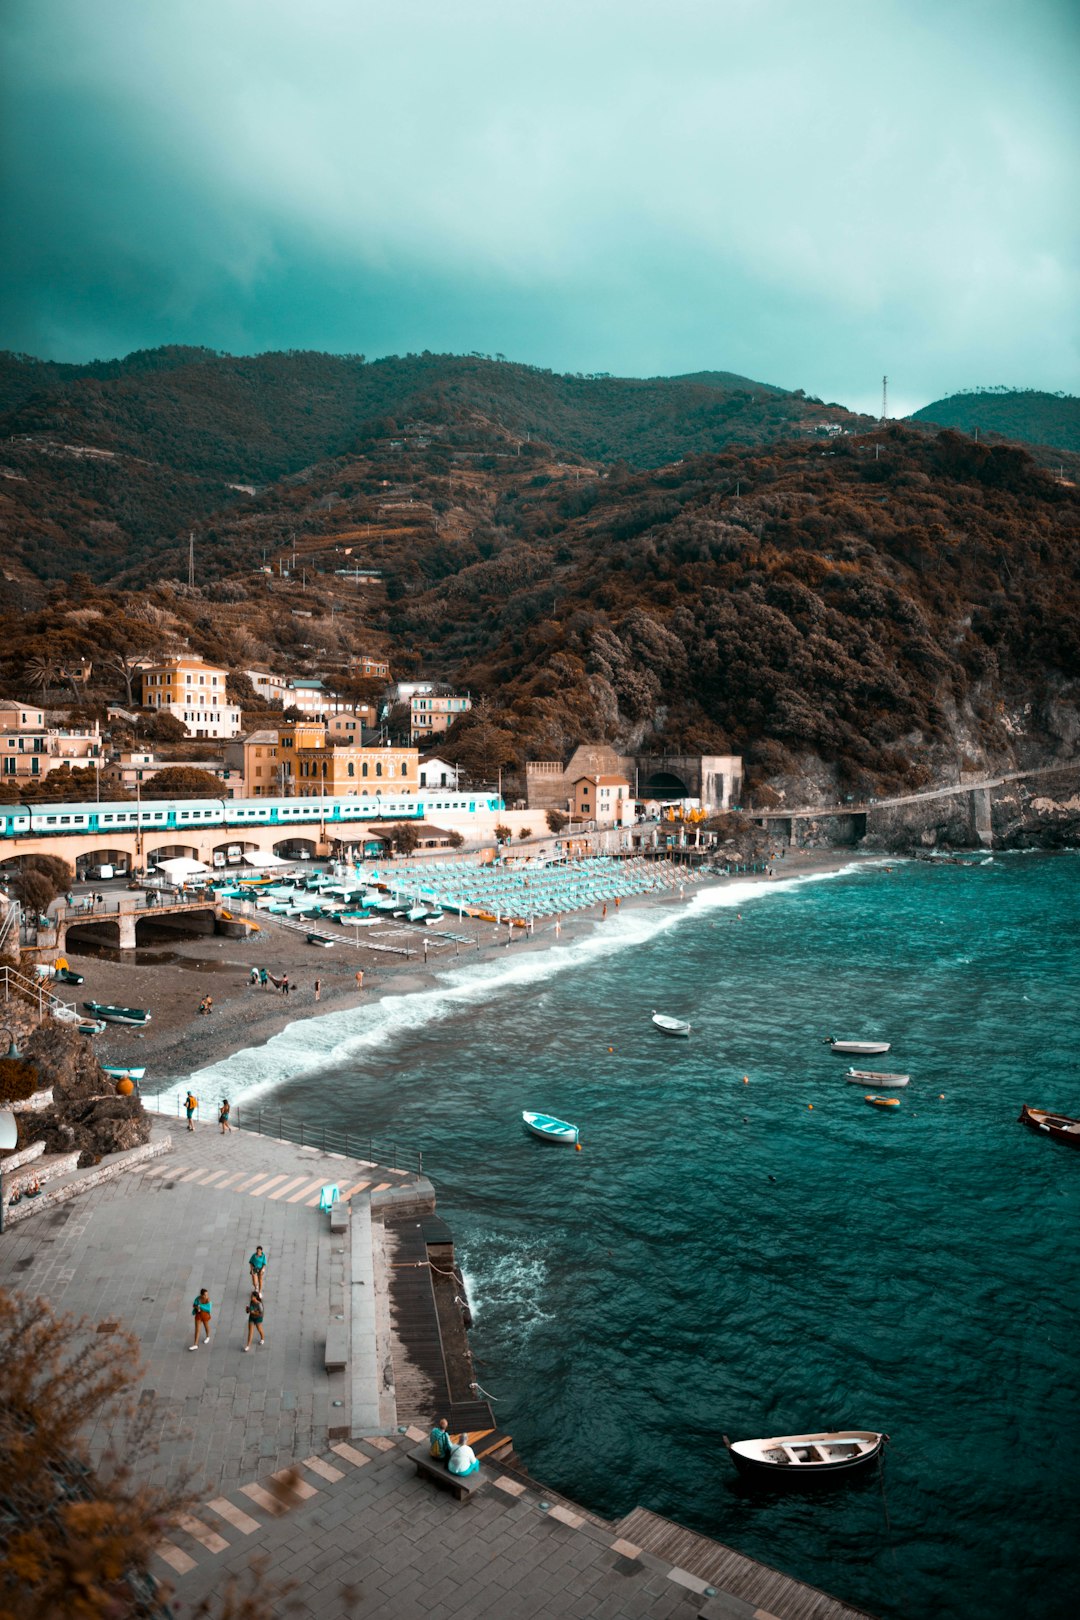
[
  {"x1": 575, "y1": 1143, "x2": 582, "y2": 1152},
  {"x1": 115, "y1": 1077, "x2": 135, "y2": 1097},
  {"x1": 607, "y1": 1046, "x2": 614, "y2": 1053},
  {"x1": 939, "y1": 1093, "x2": 945, "y2": 1100},
  {"x1": 808, "y1": 1103, "x2": 813, "y2": 1110}
]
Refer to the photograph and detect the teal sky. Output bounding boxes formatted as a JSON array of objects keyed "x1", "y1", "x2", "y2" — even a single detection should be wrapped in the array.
[{"x1": 2, "y1": 0, "x2": 1077, "y2": 415}]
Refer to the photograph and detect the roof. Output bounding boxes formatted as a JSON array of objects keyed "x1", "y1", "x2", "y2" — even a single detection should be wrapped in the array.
[
  {"x1": 242, "y1": 730, "x2": 279, "y2": 745},
  {"x1": 572, "y1": 774, "x2": 630, "y2": 787}
]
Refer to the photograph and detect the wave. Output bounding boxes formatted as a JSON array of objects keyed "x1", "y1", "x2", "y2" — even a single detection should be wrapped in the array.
[{"x1": 173, "y1": 860, "x2": 866, "y2": 1106}]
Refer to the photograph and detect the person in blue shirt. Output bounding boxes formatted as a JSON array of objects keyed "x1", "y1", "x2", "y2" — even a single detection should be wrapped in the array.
[
  {"x1": 429, "y1": 1418, "x2": 452, "y2": 1462},
  {"x1": 190, "y1": 1288, "x2": 212, "y2": 1349},
  {"x1": 249, "y1": 1246, "x2": 267, "y2": 1294}
]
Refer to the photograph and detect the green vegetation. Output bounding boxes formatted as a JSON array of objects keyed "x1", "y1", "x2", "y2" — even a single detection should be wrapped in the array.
[{"x1": 911, "y1": 389, "x2": 1080, "y2": 455}]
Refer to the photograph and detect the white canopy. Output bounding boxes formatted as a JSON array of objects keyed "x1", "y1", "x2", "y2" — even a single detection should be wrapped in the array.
[
  {"x1": 241, "y1": 850, "x2": 289, "y2": 867},
  {"x1": 155, "y1": 857, "x2": 210, "y2": 878}
]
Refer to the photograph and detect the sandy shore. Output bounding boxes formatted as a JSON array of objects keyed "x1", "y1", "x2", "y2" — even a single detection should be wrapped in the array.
[{"x1": 66, "y1": 847, "x2": 869, "y2": 1091}]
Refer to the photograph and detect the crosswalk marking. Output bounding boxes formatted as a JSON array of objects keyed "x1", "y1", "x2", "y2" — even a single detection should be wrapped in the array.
[
  {"x1": 196, "y1": 1169, "x2": 228, "y2": 1186},
  {"x1": 244, "y1": 1173, "x2": 290, "y2": 1196},
  {"x1": 266, "y1": 1175, "x2": 310, "y2": 1201},
  {"x1": 330, "y1": 1441, "x2": 371, "y2": 1467},
  {"x1": 156, "y1": 1541, "x2": 196, "y2": 1574},
  {"x1": 239, "y1": 1481, "x2": 289, "y2": 1516},
  {"x1": 270, "y1": 1467, "x2": 319, "y2": 1500},
  {"x1": 302, "y1": 1455, "x2": 345, "y2": 1482},
  {"x1": 288, "y1": 1178, "x2": 329, "y2": 1204},
  {"x1": 206, "y1": 1497, "x2": 260, "y2": 1535},
  {"x1": 235, "y1": 1170, "x2": 272, "y2": 1191},
  {"x1": 175, "y1": 1513, "x2": 230, "y2": 1554}
]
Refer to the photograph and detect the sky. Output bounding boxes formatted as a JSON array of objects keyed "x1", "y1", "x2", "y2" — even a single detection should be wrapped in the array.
[{"x1": 1, "y1": 0, "x2": 1077, "y2": 416}]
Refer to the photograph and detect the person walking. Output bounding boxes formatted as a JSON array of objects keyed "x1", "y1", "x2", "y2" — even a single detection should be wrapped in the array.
[
  {"x1": 249, "y1": 1245, "x2": 267, "y2": 1294},
  {"x1": 243, "y1": 1290, "x2": 265, "y2": 1351},
  {"x1": 280, "y1": 973, "x2": 289, "y2": 998},
  {"x1": 190, "y1": 1287, "x2": 212, "y2": 1349},
  {"x1": 184, "y1": 1091, "x2": 197, "y2": 1131},
  {"x1": 314, "y1": 978, "x2": 321, "y2": 1003},
  {"x1": 259, "y1": 967, "x2": 268, "y2": 989},
  {"x1": 355, "y1": 969, "x2": 364, "y2": 991},
  {"x1": 218, "y1": 1098, "x2": 231, "y2": 1133}
]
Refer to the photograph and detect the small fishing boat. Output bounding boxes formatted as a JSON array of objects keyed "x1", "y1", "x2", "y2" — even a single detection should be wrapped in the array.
[
  {"x1": 101, "y1": 1064, "x2": 146, "y2": 1083},
  {"x1": 846, "y1": 1069, "x2": 909, "y2": 1086},
  {"x1": 652, "y1": 1011, "x2": 691, "y2": 1038},
  {"x1": 722, "y1": 1430, "x2": 886, "y2": 1479},
  {"x1": 53, "y1": 1004, "x2": 106, "y2": 1035},
  {"x1": 865, "y1": 1094, "x2": 900, "y2": 1109},
  {"x1": 522, "y1": 1110, "x2": 580, "y2": 1146},
  {"x1": 55, "y1": 966, "x2": 84, "y2": 985},
  {"x1": 82, "y1": 1000, "x2": 151, "y2": 1027},
  {"x1": 1018, "y1": 1104, "x2": 1080, "y2": 1147},
  {"x1": 825, "y1": 1037, "x2": 891, "y2": 1055},
  {"x1": 306, "y1": 932, "x2": 336, "y2": 948},
  {"x1": 406, "y1": 904, "x2": 430, "y2": 923}
]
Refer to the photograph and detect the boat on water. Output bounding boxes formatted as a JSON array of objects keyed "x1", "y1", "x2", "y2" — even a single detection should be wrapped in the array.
[
  {"x1": 82, "y1": 1000, "x2": 151, "y2": 1027},
  {"x1": 652, "y1": 1011, "x2": 691, "y2": 1038},
  {"x1": 846, "y1": 1069, "x2": 909, "y2": 1086},
  {"x1": 101, "y1": 1064, "x2": 146, "y2": 1083},
  {"x1": 722, "y1": 1429, "x2": 886, "y2": 1479},
  {"x1": 826, "y1": 1037, "x2": 891, "y2": 1055},
  {"x1": 522, "y1": 1110, "x2": 580, "y2": 1146},
  {"x1": 865, "y1": 1095, "x2": 900, "y2": 1109},
  {"x1": 1018, "y1": 1104, "x2": 1080, "y2": 1147}
]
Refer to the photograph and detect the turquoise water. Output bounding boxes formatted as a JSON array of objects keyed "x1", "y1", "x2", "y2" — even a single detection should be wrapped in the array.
[{"x1": 207, "y1": 854, "x2": 1080, "y2": 1619}]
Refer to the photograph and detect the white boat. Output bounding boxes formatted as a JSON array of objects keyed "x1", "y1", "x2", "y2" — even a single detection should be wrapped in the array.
[
  {"x1": 406, "y1": 904, "x2": 430, "y2": 922},
  {"x1": 522, "y1": 1110, "x2": 580, "y2": 1146},
  {"x1": 652, "y1": 1011, "x2": 691, "y2": 1038},
  {"x1": 723, "y1": 1429, "x2": 886, "y2": 1479},
  {"x1": 826, "y1": 1038, "x2": 891, "y2": 1055},
  {"x1": 101, "y1": 1064, "x2": 146, "y2": 1083},
  {"x1": 845, "y1": 1069, "x2": 909, "y2": 1086},
  {"x1": 422, "y1": 909, "x2": 445, "y2": 926}
]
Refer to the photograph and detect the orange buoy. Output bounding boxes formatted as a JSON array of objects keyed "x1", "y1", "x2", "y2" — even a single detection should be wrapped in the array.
[
  {"x1": 742, "y1": 1076, "x2": 749, "y2": 1084},
  {"x1": 575, "y1": 1143, "x2": 582, "y2": 1152},
  {"x1": 115, "y1": 1077, "x2": 135, "y2": 1097},
  {"x1": 808, "y1": 1103, "x2": 813, "y2": 1110},
  {"x1": 607, "y1": 1046, "x2": 614, "y2": 1053}
]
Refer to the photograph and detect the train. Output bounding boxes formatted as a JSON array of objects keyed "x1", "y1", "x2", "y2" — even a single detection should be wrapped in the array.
[{"x1": 0, "y1": 790, "x2": 504, "y2": 840}]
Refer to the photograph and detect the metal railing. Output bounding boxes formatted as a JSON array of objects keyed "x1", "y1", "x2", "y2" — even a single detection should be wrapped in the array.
[
  {"x1": 0, "y1": 962, "x2": 73, "y2": 1019},
  {"x1": 143, "y1": 1093, "x2": 423, "y2": 1174}
]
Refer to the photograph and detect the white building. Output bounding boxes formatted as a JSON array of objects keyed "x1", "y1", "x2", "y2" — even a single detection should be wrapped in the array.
[
  {"x1": 140, "y1": 656, "x2": 242, "y2": 739},
  {"x1": 418, "y1": 755, "x2": 461, "y2": 789}
]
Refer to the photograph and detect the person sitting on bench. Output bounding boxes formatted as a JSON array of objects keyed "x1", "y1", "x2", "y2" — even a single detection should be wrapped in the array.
[
  {"x1": 448, "y1": 1433, "x2": 479, "y2": 1477},
  {"x1": 429, "y1": 1418, "x2": 452, "y2": 1462}
]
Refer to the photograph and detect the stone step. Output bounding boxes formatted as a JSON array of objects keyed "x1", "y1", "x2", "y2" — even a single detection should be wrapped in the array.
[
  {"x1": 6, "y1": 1149, "x2": 81, "y2": 1201},
  {"x1": 4, "y1": 1133, "x2": 171, "y2": 1225},
  {"x1": 2, "y1": 1138, "x2": 46, "y2": 1173}
]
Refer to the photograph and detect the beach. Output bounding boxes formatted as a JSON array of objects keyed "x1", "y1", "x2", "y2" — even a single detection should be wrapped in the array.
[{"x1": 67, "y1": 847, "x2": 864, "y2": 1092}]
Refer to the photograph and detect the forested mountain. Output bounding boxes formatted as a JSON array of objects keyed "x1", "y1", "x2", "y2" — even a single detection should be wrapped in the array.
[{"x1": 910, "y1": 388, "x2": 1080, "y2": 455}]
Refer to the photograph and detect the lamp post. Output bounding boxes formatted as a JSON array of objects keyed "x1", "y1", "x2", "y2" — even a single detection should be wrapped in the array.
[{"x1": 0, "y1": 1025, "x2": 25, "y2": 1235}]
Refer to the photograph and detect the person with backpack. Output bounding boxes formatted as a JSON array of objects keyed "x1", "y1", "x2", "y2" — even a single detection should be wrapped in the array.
[{"x1": 185, "y1": 1092, "x2": 197, "y2": 1131}]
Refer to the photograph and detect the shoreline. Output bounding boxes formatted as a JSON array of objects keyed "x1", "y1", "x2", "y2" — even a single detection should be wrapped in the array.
[{"x1": 71, "y1": 847, "x2": 873, "y2": 1098}]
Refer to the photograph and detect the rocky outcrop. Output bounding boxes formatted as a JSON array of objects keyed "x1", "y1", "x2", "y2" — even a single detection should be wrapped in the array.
[{"x1": 4, "y1": 1018, "x2": 151, "y2": 1163}]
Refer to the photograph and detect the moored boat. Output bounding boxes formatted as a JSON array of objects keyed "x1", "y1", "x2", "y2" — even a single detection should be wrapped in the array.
[
  {"x1": 101, "y1": 1064, "x2": 146, "y2": 1083},
  {"x1": 1018, "y1": 1104, "x2": 1080, "y2": 1147},
  {"x1": 846, "y1": 1069, "x2": 909, "y2": 1086},
  {"x1": 652, "y1": 1011, "x2": 691, "y2": 1038},
  {"x1": 53, "y1": 1004, "x2": 107, "y2": 1035},
  {"x1": 826, "y1": 1037, "x2": 891, "y2": 1055},
  {"x1": 306, "y1": 932, "x2": 336, "y2": 947},
  {"x1": 722, "y1": 1429, "x2": 886, "y2": 1479},
  {"x1": 522, "y1": 1110, "x2": 580, "y2": 1146},
  {"x1": 865, "y1": 1094, "x2": 900, "y2": 1109},
  {"x1": 82, "y1": 1000, "x2": 151, "y2": 1027}
]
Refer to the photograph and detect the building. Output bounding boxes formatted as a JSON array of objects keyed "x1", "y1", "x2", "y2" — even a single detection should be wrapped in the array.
[
  {"x1": 326, "y1": 708, "x2": 378, "y2": 742},
  {"x1": 140, "y1": 656, "x2": 242, "y2": 739},
  {"x1": 284, "y1": 679, "x2": 341, "y2": 717},
  {"x1": 527, "y1": 747, "x2": 743, "y2": 814},
  {"x1": 351, "y1": 655, "x2": 390, "y2": 680},
  {"x1": 418, "y1": 756, "x2": 460, "y2": 789},
  {"x1": 0, "y1": 701, "x2": 103, "y2": 782},
  {"x1": 102, "y1": 751, "x2": 234, "y2": 794},
  {"x1": 245, "y1": 670, "x2": 289, "y2": 706},
  {"x1": 409, "y1": 692, "x2": 471, "y2": 742},
  {"x1": 222, "y1": 730, "x2": 282, "y2": 798},
  {"x1": 572, "y1": 774, "x2": 634, "y2": 827},
  {"x1": 291, "y1": 741, "x2": 419, "y2": 799}
]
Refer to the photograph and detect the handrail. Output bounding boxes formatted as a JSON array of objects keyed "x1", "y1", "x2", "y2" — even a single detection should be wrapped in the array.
[
  {"x1": 0, "y1": 962, "x2": 72, "y2": 1018},
  {"x1": 143, "y1": 1093, "x2": 423, "y2": 1175}
]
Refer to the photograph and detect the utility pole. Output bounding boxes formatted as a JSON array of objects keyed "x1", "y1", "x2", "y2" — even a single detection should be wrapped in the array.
[
  {"x1": 881, "y1": 376, "x2": 888, "y2": 425},
  {"x1": 188, "y1": 532, "x2": 195, "y2": 589}
]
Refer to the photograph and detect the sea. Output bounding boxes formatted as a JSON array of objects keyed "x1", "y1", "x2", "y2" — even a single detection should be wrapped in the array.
[{"x1": 187, "y1": 852, "x2": 1080, "y2": 1620}]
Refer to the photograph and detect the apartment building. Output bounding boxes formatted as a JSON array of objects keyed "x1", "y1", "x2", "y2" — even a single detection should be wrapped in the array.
[
  {"x1": 409, "y1": 691, "x2": 471, "y2": 742},
  {"x1": 140, "y1": 656, "x2": 242, "y2": 739},
  {"x1": 0, "y1": 701, "x2": 103, "y2": 781},
  {"x1": 572, "y1": 774, "x2": 634, "y2": 827}
]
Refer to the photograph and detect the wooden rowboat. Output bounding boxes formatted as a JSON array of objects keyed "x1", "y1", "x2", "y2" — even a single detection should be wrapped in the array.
[
  {"x1": 865, "y1": 1095, "x2": 900, "y2": 1109},
  {"x1": 723, "y1": 1429, "x2": 886, "y2": 1479},
  {"x1": 522, "y1": 1110, "x2": 580, "y2": 1146},
  {"x1": 826, "y1": 1037, "x2": 891, "y2": 1055},
  {"x1": 652, "y1": 1011, "x2": 691, "y2": 1038},
  {"x1": 846, "y1": 1069, "x2": 909, "y2": 1086},
  {"x1": 82, "y1": 1000, "x2": 151, "y2": 1027},
  {"x1": 1018, "y1": 1104, "x2": 1080, "y2": 1147}
]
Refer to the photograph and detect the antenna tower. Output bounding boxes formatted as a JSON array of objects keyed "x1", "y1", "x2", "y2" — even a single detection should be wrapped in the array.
[
  {"x1": 188, "y1": 532, "x2": 195, "y2": 588},
  {"x1": 881, "y1": 376, "x2": 888, "y2": 425}
]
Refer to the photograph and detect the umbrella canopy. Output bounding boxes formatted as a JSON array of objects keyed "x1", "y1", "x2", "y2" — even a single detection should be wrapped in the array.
[
  {"x1": 155, "y1": 857, "x2": 210, "y2": 878},
  {"x1": 241, "y1": 850, "x2": 289, "y2": 866}
]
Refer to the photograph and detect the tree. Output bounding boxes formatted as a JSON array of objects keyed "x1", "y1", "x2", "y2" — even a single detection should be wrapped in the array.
[
  {"x1": 226, "y1": 670, "x2": 257, "y2": 707},
  {"x1": 142, "y1": 766, "x2": 223, "y2": 798},
  {"x1": 517, "y1": 827, "x2": 533, "y2": 840},
  {"x1": 136, "y1": 712, "x2": 187, "y2": 744},
  {"x1": 493, "y1": 823, "x2": 512, "y2": 843},
  {"x1": 387, "y1": 821, "x2": 419, "y2": 855},
  {"x1": 545, "y1": 808, "x2": 568, "y2": 834},
  {"x1": 447, "y1": 830, "x2": 464, "y2": 848},
  {"x1": 10, "y1": 854, "x2": 73, "y2": 913},
  {"x1": 0, "y1": 1289, "x2": 185, "y2": 1620}
]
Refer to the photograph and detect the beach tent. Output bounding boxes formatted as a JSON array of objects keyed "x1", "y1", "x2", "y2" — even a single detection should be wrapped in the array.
[
  {"x1": 155, "y1": 857, "x2": 210, "y2": 880},
  {"x1": 241, "y1": 851, "x2": 289, "y2": 867}
]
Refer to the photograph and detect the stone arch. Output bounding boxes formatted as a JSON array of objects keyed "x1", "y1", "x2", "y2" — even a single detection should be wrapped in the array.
[{"x1": 638, "y1": 770, "x2": 690, "y2": 800}]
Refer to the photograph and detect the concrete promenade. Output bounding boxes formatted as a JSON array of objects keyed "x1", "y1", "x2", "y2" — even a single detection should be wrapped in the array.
[{"x1": 0, "y1": 1118, "x2": 874, "y2": 1620}]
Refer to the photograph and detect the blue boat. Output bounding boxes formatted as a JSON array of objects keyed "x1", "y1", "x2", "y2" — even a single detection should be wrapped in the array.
[{"x1": 522, "y1": 1110, "x2": 580, "y2": 1146}]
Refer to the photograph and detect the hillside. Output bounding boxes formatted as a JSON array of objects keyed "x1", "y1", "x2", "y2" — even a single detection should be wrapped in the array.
[
  {"x1": 0, "y1": 349, "x2": 870, "y2": 584},
  {"x1": 910, "y1": 388, "x2": 1080, "y2": 456}
]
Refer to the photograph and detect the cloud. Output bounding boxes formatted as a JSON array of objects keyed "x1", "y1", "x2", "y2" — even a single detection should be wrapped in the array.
[{"x1": 1, "y1": 0, "x2": 1077, "y2": 406}]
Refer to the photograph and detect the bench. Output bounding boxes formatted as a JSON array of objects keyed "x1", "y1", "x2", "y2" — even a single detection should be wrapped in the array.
[
  {"x1": 324, "y1": 1323, "x2": 347, "y2": 1372},
  {"x1": 408, "y1": 1442, "x2": 485, "y2": 1502}
]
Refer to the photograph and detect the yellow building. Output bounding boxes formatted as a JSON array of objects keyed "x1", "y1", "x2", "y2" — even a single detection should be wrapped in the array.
[
  {"x1": 140, "y1": 655, "x2": 242, "y2": 739},
  {"x1": 409, "y1": 692, "x2": 471, "y2": 742},
  {"x1": 292, "y1": 742, "x2": 418, "y2": 799},
  {"x1": 223, "y1": 730, "x2": 282, "y2": 797}
]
